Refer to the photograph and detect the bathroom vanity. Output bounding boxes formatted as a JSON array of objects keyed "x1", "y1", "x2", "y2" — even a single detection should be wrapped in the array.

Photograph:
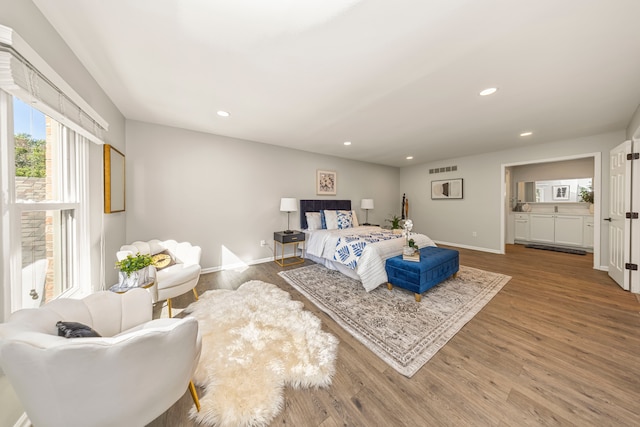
[{"x1": 512, "y1": 211, "x2": 593, "y2": 249}]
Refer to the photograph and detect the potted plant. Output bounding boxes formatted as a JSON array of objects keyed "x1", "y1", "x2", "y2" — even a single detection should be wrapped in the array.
[
  {"x1": 115, "y1": 252, "x2": 154, "y2": 287},
  {"x1": 579, "y1": 186, "x2": 595, "y2": 213},
  {"x1": 386, "y1": 214, "x2": 403, "y2": 234}
]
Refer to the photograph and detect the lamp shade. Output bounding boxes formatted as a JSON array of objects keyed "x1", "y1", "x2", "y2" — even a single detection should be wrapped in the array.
[
  {"x1": 280, "y1": 198, "x2": 297, "y2": 212},
  {"x1": 361, "y1": 199, "x2": 374, "y2": 210}
]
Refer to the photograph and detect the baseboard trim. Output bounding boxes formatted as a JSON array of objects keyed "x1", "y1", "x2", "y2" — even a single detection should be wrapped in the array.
[
  {"x1": 433, "y1": 241, "x2": 503, "y2": 254},
  {"x1": 201, "y1": 256, "x2": 273, "y2": 274},
  {"x1": 15, "y1": 413, "x2": 30, "y2": 427}
]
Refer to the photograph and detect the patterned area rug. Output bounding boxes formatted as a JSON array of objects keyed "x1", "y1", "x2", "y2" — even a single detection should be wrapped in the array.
[
  {"x1": 185, "y1": 281, "x2": 339, "y2": 427},
  {"x1": 279, "y1": 264, "x2": 510, "y2": 377}
]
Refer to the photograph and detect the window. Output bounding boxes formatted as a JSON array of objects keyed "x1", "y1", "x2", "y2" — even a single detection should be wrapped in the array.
[
  {"x1": 3, "y1": 96, "x2": 90, "y2": 311},
  {"x1": 0, "y1": 24, "x2": 107, "y2": 316}
]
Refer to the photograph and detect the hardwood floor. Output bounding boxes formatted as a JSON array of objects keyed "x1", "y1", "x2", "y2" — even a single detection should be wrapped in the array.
[{"x1": 148, "y1": 244, "x2": 640, "y2": 426}]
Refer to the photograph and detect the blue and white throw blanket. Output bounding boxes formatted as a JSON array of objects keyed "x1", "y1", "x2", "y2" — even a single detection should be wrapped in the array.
[{"x1": 334, "y1": 231, "x2": 404, "y2": 269}]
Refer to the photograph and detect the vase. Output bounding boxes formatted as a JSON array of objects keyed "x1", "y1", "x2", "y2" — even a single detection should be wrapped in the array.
[{"x1": 118, "y1": 266, "x2": 150, "y2": 288}]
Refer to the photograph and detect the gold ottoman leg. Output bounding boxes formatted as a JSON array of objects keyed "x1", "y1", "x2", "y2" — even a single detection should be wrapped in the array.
[
  {"x1": 414, "y1": 293, "x2": 422, "y2": 302},
  {"x1": 387, "y1": 283, "x2": 393, "y2": 291}
]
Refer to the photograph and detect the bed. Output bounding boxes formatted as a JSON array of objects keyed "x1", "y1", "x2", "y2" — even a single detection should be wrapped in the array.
[{"x1": 300, "y1": 199, "x2": 436, "y2": 291}]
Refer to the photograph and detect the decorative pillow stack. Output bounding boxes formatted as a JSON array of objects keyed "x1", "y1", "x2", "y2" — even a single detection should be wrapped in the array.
[
  {"x1": 304, "y1": 210, "x2": 359, "y2": 230},
  {"x1": 305, "y1": 209, "x2": 362, "y2": 230}
]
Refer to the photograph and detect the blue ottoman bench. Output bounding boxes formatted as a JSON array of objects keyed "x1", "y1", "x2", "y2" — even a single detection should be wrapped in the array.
[{"x1": 385, "y1": 246, "x2": 459, "y2": 302}]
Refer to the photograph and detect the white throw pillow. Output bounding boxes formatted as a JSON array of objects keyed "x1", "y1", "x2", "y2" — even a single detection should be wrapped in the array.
[
  {"x1": 305, "y1": 212, "x2": 323, "y2": 230},
  {"x1": 350, "y1": 210, "x2": 359, "y2": 227},
  {"x1": 323, "y1": 210, "x2": 339, "y2": 229}
]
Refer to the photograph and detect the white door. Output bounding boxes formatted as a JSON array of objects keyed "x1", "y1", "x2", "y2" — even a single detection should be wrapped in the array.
[{"x1": 608, "y1": 141, "x2": 631, "y2": 290}]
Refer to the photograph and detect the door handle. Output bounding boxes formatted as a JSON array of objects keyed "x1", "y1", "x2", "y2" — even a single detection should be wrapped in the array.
[{"x1": 603, "y1": 217, "x2": 612, "y2": 222}]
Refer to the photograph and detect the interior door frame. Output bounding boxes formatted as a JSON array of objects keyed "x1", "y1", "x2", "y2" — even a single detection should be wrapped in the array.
[
  {"x1": 630, "y1": 137, "x2": 640, "y2": 293},
  {"x1": 500, "y1": 152, "x2": 601, "y2": 270}
]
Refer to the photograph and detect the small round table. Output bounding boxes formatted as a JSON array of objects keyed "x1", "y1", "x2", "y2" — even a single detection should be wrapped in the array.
[{"x1": 109, "y1": 280, "x2": 156, "y2": 294}]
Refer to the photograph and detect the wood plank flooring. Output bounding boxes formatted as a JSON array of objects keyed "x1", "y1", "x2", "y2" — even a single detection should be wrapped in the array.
[{"x1": 147, "y1": 244, "x2": 640, "y2": 426}]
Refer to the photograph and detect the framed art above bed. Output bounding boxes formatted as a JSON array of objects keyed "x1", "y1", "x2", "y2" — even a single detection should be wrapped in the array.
[{"x1": 316, "y1": 170, "x2": 337, "y2": 195}]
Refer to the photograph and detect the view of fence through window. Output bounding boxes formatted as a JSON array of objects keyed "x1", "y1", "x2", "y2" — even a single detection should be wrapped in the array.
[{"x1": 14, "y1": 98, "x2": 74, "y2": 308}]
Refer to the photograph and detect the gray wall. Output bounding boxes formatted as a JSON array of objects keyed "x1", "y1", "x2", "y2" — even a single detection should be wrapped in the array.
[
  {"x1": 400, "y1": 130, "x2": 624, "y2": 267},
  {"x1": 124, "y1": 120, "x2": 400, "y2": 272},
  {"x1": 510, "y1": 157, "x2": 594, "y2": 183}
]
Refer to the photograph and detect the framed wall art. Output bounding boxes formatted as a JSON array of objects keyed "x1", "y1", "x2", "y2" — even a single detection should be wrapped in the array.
[
  {"x1": 316, "y1": 170, "x2": 337, "y2": 195},
  {"x1": 552, "y1": 185, "x2": 570, "y2": 200},
  {"x1": 104, "y1": 144, "x2": 125, "y2": 213},
  {"x1": 431, "y1": 178, "x2": 463, "y2": 199}
]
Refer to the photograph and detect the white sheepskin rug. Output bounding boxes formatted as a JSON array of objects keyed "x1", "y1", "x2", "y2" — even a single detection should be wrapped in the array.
[{"x1": 184, "y1": 280, "x2": 339, "y2": 427}]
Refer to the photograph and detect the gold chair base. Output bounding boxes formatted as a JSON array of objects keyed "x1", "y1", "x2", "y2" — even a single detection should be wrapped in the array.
[{"x1": 189, "y1": 381, "x2": 200, "y2": 412}]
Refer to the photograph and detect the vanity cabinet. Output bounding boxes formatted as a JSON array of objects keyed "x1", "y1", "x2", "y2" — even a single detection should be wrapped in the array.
[
  {"x1": 514, "y1": 214, "x2": 530, "y2": 241},
  {"x1": 583, "y1": 217, "x2": 594, "y2": 248},
  {"x1": 529, "y1": 214, "x2": 584, "y2": 246},
  {"x1": 529, "y1": 214, "x2": 556, "y2": 243}
]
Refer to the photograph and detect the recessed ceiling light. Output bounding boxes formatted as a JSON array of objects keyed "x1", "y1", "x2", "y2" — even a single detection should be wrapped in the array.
[
  {"x1": 216, "y1": 110, "x2": 230, "y2": 117},
  {"x1": 520, "y1": 131, "x2": 533, "y2": 137},
  {"x1": 343, "y1": 141, "x2": 351, "y2": 146},
  {"x1": 406, "y1": 156, "x2": 414, "y2": 160},
  {"x1": 479, "y1": 87, "x2": 498, "y2": 96}
]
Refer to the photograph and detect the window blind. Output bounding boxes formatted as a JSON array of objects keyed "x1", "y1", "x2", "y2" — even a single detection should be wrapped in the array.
[{"x1": 0, "y1": 24, "x2": 108, "y2": 144}]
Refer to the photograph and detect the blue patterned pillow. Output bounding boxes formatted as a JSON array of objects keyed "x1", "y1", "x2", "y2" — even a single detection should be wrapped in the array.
[
  {"x1": 337, "y1": 210, "x2": 353, "y2": 229},
  {"x1": 320, "y1": 210, "x2": 327, "y2": 229}
]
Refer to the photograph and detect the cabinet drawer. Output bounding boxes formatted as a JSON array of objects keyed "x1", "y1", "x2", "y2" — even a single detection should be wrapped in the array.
[{"x1": 274, "y1": 231, "x2": 305, "y2": 243}]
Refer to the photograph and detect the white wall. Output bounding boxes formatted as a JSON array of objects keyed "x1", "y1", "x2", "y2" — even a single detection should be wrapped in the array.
[
  {"x1": 400, "y1": 130, "x2": 624, "y2": 267},
  {"x1": 124, "y1": 120, "x2": 400, "y2": 273}
]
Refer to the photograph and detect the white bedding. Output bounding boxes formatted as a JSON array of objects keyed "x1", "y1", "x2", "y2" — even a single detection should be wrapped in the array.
[{"x1": 304, "y1": 226, "x2": 436, "y2": 291}]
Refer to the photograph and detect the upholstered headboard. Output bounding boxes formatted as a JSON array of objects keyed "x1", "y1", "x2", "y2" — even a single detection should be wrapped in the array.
[{"x1": 300, "y1": 199, "x2": 352, "y2": 229}]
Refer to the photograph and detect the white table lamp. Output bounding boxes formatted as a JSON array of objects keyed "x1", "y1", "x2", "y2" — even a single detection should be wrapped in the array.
[
  {"x1": 280, "y1": 198, "x2": 298, "y2": 234},
  {"x1": 361, "y1": 199, "x2": 374, "y2": 225}
]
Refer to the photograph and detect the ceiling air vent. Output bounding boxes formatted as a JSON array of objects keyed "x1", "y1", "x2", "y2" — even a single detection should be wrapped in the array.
[{"x1": 429, "y1": 165, "x2": 457, "y2": 174}]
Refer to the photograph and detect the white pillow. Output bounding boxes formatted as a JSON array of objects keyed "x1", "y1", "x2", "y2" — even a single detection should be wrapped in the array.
[
  {"x1": 305, "y1": 212, "x2": 323, "y2": 230},
  {"x1": 350, "y1": 210, "x2": 359, "y2": 227},
  {"x1": 323, "y1": 210, "x2": 339, "y2": 229}
]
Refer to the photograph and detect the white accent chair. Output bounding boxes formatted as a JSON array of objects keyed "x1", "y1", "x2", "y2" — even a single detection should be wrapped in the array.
[
  {"x1": 0, "y1": 288, "x2": 201, "y2": 427},
  {"x1": 117, "y1": 239, "x2": 202, "y2": 317}
]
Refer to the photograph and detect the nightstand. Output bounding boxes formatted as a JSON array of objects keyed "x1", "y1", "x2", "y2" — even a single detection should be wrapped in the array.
[{"x1": 273, "y1": 231, "x2": 305, "y2": 267}]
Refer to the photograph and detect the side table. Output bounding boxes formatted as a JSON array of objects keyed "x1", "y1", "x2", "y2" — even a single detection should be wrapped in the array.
[
  {"x1": 273, "y1": 231, "x2": 305, "y2": 267},
  {"x1": 109, "y1": 279, "x2": 156, "y2": 294}
]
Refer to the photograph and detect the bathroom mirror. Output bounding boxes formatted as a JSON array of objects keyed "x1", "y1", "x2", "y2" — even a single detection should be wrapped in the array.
[
  {"x1": 104, "y1": 144, "x2": 125, "y2": 213},
  {"x1": 516, "y1": 178, "x2": 592, "y2": 203}
]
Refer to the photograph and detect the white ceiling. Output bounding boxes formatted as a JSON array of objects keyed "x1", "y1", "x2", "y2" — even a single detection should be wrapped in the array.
[{"x1": 33, "y1": 0, "x2": 640, "y2": 167}]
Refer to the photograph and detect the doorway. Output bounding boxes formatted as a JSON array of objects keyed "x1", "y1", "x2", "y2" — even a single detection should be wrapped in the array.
[{"x1": 500, "y1": 152, "x2": 601, "y2": 270}]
